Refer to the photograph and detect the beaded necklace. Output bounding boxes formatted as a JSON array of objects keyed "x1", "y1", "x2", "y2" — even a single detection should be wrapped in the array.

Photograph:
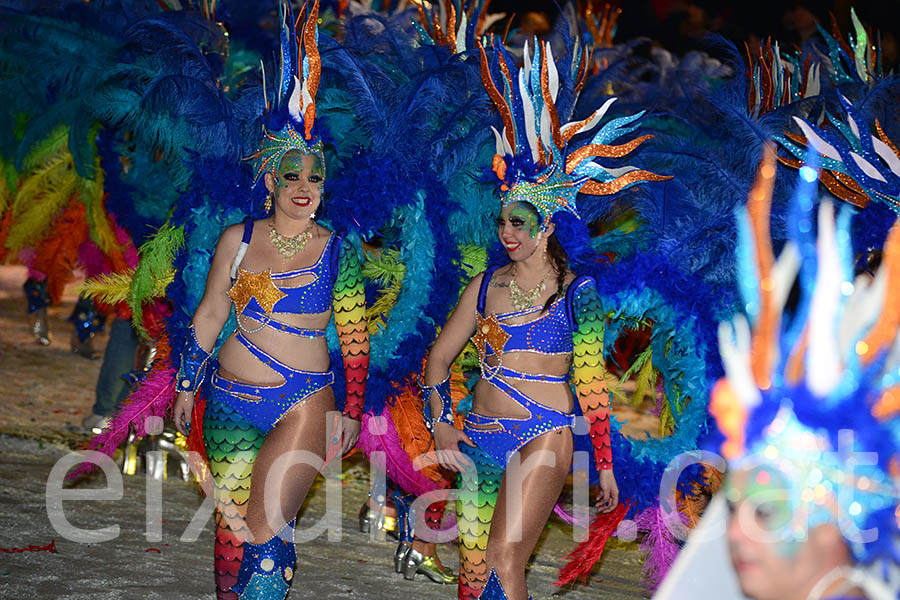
[{"x1": 268, "y1": 218, "x2": 313, "y2": 259}]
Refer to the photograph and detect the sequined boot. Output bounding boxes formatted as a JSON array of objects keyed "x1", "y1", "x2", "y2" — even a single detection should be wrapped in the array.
[
  {"x1": 391, "y1": 490, "x2": 412, "y2": 573},
  {"x1": 23, "y1": 278, "x2": 51, "y2": 345},
  {"x1": 480, "y1": 568, "x2": 510, "y2": 600},
  {"x1": 68, "y1": 295, "x2": 105, "y2": 359},
  {"x1": 232, "y1": 520, "x2": 296, "y2": 600}
]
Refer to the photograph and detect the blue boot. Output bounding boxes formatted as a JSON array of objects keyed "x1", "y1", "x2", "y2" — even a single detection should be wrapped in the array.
[
  {"x1": 391, "y1": 490, "x2": 412, "y2": 573},
  {"x1": 480, "y1": 568, "x2": 509, "y2": 600},
  {"x1": 232, "y1": 520, "x2": 296, "y2": 600}
]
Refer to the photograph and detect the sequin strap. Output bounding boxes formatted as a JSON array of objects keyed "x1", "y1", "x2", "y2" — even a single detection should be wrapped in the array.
[
  {"x1": 570, "y1": 277, "x2": 613, "y2": 470},
  {"x1": 476, "y1": 265, "x2": 501, "y2": 315},
  {"x1": 332, "y1": 238, "x2": 368, "y2": 419},
  {"x1": 241, "y1": 306, "x2": 325, "y2": 338},
  {"x1": 420, "y1": 373, "x2": 454, "y2": 434},
  {"x1": 229, "y1": 217, "x2": 254, "y2": 281},
  {"x1": 176, "y1": 324, "x2": 211, "y2": 393}
]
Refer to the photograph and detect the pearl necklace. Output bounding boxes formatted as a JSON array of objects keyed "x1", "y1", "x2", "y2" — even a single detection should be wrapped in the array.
[
  {"x1": 268, "y1": 219, "x2": 313, "y2": 259},
  {"x1": 508, "y1": 265, "x2": 548, "y2": 311}
]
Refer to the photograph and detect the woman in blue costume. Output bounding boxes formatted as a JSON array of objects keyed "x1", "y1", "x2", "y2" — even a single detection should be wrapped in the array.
[
  {"x1": 172, "y1": 3, "x2": 369, "y2": 598},
  {"x1": 421, "y1": 37, "x2": 670, "y2": 600}
]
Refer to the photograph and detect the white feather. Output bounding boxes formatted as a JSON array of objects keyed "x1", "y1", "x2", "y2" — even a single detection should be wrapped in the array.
[
  {"x1": 793, "y1": 117, "x2": 842, "y2": 162},
  {"x1": 519, "y1": 71, "x2": 539, "y2": 163},
  {"x1": 490, "y1": 126, "x2": 506, "y2": 156},
  {"x1": 851, "y1": 151, "x2": 889, "y2": 182},
  {"x1": 288, "y1": 75, "x2": 303, "y2": 122},
  {"x1": 560, "y1": 98, "x2": 616, "y2": 139},
  {"x1": 807, "y1": 201, "x2": 844, "y2": 396},
  {"x1": 718, "y1": 317, "x2": 761, "y2": 409},
  {"x1": 546, "y1": 43, "x2": 559, "y2": 102},
  {"x1": 838, "y1": 271, "x2": 885, "y2": 359},
  {"x1": 872, "y1": 136, "x2": 900, "y2": 177},
  {"x1": 804, "y1": 62, "x2": 820, "y2": 98},
  {"x1": 522, "y1": 42, "x2": 532, "y2": 86},
  {"x1": 456, "y1": 12, "x2": 467, "y2": 53}
]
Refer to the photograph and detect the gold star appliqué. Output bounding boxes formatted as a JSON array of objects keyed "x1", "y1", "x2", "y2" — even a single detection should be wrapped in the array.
[
  {"x1": 228, "y1": 269, "x2": 287, "y2": 315},
  {"x1": 472, "y1": 313, "x2": 511, "y2": 360}
]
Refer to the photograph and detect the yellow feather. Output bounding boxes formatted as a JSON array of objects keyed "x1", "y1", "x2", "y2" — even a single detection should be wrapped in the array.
[
  {"x1": 6, "y1": 166, "x2": 78, "y2": 252},
  {"x1": 79, "y1": 160, "x2": 120, "y2": 255},
  {"x1": 78, "y1": 267, "x2": 172, "y2": 304}
]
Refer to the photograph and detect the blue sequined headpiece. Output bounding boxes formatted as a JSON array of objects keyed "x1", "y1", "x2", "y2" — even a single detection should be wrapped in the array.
[
  {"x1": 246, "y1": 0, "x2": 325, "y2": 186},
  {"x1": 712, "y1": 146, "x2": 900, "y2": 563},
  {"x1": 479, "y1": 38, "x2": 670, "y2": 229}
]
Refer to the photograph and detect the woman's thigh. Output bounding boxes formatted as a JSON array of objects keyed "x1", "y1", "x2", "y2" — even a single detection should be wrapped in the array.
[{"x1": 486, "y1": 427, "x2": 573, "y2": 564}]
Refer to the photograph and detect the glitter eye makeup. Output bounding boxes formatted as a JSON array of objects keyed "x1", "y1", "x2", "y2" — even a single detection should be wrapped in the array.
[{"x1": 508, "y1": 204, "x2": 540, "y2": 238}]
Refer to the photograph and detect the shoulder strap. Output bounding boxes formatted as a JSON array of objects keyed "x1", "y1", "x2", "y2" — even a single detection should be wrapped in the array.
[
  {"x1": 229, "y1": 217, "x2": 255, "y2": 280},
  {"x1": 329, "y1": 233, "x2": 343, "y2": 284},
  {"x1": 565, "y1": 275, "x2": 593, "y2": 331},
  {"x1": 477, "y1": 265, "x2": 501, "y2": 315}
]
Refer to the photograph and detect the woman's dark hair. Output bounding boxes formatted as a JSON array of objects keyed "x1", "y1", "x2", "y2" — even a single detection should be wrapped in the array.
[{"x1": 542, "y1": 233, "x2": 568, "y2": 313}]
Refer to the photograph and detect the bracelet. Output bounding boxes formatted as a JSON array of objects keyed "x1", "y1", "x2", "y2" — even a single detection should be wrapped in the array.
[
  {"x1": 420, "y1": 373, "x2": 453, "y2": 434},
  {"x1": 176, "y1": 325, "x2": 211, "y2": 393}
]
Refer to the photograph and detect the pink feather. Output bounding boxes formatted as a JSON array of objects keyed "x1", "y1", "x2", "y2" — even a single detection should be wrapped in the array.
[
  {"x1": 77, "y1": 240, "x2": 108, "y2": 278},
  {"x1": 633, "y1": 504, "x2": 685, "y2": 591},
  {"x1": 358, "y1": 411, "x2": 440, "y2": 498},
  {"x1": 68, "y1": 366, "x2": 176, "y2": 478},
  {"x1": 110, "y1": 216, "x2": 139, "y2": 269}
]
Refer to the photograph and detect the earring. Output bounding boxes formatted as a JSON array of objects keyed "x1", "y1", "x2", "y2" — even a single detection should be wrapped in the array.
[
  {"x1": 264, "y1": 191, "x2": 273, "y2": 213},
  {"x1": 310, "y1": 210, "x2": 316, "y2": 220}
]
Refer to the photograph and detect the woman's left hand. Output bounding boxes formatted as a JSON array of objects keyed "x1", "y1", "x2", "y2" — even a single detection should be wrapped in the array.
[
  {"x1": 597, "y1": 469, "x2": 619, "y2": 513},
  {"x1": 339, "y1": 415, "x2": 361, "y2": 456}
]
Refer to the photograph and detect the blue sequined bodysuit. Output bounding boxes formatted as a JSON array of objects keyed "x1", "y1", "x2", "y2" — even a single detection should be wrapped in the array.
[
  {"x1": 465, "y1": 265, "x2": 591, "y2": 467},
  {"x1": 211, "y1": 219, "x2": 340, "y2": 433}
]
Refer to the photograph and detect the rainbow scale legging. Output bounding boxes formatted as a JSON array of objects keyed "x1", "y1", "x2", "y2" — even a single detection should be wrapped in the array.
[
  {"x1": 203, "y1": 391, "x2": 265, "y2": 599},
  {"x1": 456, "y1": 441, "x2": 506, "y2": 600}
]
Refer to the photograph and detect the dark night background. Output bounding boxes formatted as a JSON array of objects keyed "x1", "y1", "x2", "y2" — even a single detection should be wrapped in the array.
[{"x1": 487, "y1": 0, "x2": 900, "y2": 71}]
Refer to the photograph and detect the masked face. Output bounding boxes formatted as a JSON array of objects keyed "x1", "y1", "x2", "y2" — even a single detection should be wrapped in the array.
[
  {"x1": 725, "y1": 468, "x2": 834, "y2": 600},
  {"x1": 496, "y1": 201, "x2": 543, "y2": 260},
  {"x1": 267, "y1": 151, "x2": 324, "y2": 221}
]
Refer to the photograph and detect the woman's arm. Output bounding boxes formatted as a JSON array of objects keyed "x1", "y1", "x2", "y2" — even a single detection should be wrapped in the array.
[
  {"x1": 174, "y1": 224, "x2": 242, "y2": 434},
  {"x1": 571, "y1": 278, "x2": 612, "y2": 470},
  {"x1": 423, "y1": 274, "x2": 482, "y2": 470},
  {"x1": 571, "y1": 277, "x2": 618, "y2": 511},
  {"x1": 333, "y1": 239, "x2": 369, "y2": 421}
]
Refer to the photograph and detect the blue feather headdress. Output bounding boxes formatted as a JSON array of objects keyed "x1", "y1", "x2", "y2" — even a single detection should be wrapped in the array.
[
  {"x1": 246, "y1": 0, "x2": 326, "y2": 187},
  {"x1": 711, "y1": 145, "x2": 900, "y2": 565},
  {"x1": 478, "y1": 35, "x2": 670, "y2": 231}
]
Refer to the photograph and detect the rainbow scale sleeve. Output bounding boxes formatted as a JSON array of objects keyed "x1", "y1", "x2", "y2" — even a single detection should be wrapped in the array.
[
  {"x1": 571, "y1": 279, "x2": 613, "y2": 470},
  {"x1": 333, "y1": 240, "x2": 368, "y2": 419}
]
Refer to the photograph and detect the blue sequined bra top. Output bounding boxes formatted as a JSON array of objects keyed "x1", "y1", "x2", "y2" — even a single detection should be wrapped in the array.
[
  {"x1": 229, "y1": 219, "x2": 341, "y2": 335},
  {"x1": 475, "y1": 265, "x2": 587, "y2": 356}
]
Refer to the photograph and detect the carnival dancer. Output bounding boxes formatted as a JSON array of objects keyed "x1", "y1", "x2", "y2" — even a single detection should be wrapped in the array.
[
  {"x1": 172, "y1": 2, "x2": 368, "y2": 598},
  {"x1": 422, "y1": 35, "x2": 670, "y2": 599},
  {"x1": 701, "y1": 146, "x2": 900, "y2": 600}
]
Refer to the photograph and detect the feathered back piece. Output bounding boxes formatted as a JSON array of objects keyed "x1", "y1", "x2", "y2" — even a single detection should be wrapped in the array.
[
  {"x1": 817, "y1": 7, "x2": 884, "y2": 87},
  {"x1": 778, "y1": 94, "x2": 900, "y2": 211},
  {"x1": 246, "y1": 0, "x2": 325, "y2": 185},
  {"x1": 744, "y1": 37, "x2": 821, "y2": 118},
  {"x1": 413, "y1": 0, "x2": 507, "y2": 53},
  {"x1": 711, "y1": 144, "x2": 900, "y2": 563},
  {"x1": 478, "y1": 35, "x2": 670, "y2": 229}
]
